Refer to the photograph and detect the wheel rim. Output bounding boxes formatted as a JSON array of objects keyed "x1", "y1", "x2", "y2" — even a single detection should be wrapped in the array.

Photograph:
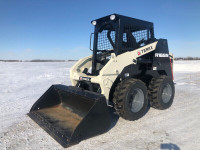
[
  {"x1": 129, "y1": 88, "x2": 144, "y2": 113},
  {"x1": 162, "y1": 83, "x2": 172, "y2": 103}
]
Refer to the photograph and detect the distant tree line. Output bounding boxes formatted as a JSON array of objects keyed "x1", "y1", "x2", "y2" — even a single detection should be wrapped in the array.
[
  {"x1": 0, "y1": 59, "x2": 78, "y2": 62},
  {"x1": 0, "y1": 60, "x2": 22, "y2": 62},
  {"x1": 1, "y1": 57, "x2": 200, "y2": 62},
  {"x1": 174, "y1": 57, "x2": 200, "y2": 60},
  {"x1": 27, "y1": 59, "x2": 66, "y2": 62}
]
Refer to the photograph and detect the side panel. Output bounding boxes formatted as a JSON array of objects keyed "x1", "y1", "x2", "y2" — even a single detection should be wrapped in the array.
[
  {"x1": 97, "y1": 41, "x2": 158, "y2": 100},
  {"x1": 152, "y1": 39, "x2": 173, "y2": 79},
  {"x1": 70, "y1": 41, "x2": 158, "y2": 101},
  {"x1": 118, "y1": 39, "x2": 173, "y2": 83}
]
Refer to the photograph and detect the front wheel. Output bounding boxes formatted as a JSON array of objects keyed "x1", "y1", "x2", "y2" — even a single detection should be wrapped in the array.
[{"x1": 113, "y1": 79, "x2": 148, "y2": 121}]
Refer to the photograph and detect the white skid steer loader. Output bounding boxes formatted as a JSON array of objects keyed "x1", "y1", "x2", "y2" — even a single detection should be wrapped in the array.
[{"x1": 28, "y1": 14, "x2": 175, "y2": 148}]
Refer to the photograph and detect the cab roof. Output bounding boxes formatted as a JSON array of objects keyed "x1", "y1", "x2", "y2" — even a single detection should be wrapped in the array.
[{"x1": 91, "y1": 14, "x2": 154, "y2": 31}]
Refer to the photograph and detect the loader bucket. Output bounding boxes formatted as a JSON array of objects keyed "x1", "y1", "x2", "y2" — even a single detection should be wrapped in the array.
[{"x1": 28, "y1": 85, "x2": 111, "y2": 148}]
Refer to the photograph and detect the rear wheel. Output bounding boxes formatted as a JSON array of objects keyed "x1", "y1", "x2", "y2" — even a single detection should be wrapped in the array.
[
  {"x1": 113, "y1": 79, "x2": 148, "y2": 121},
  {"x1": 148, "y1": 75, "x2": 175, "y2": 109}
]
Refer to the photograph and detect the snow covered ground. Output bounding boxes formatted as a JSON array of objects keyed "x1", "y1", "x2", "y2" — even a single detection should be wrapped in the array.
[{"x1": 0, "y1": 60, "x2": 200, "y2": 150}]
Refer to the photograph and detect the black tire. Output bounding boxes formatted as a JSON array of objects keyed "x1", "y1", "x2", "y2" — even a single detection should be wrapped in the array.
[
  {"x1": 148, "y1": 75, "x2": 175, "y2": 110},
  {"x1": 113, "y1": 78, "x2": 148, "y2": 121}
]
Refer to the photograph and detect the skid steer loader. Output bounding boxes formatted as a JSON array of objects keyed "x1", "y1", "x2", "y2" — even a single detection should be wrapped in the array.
[{"x1": 28, "y1": 14, "x2": 175, "y2": 148}]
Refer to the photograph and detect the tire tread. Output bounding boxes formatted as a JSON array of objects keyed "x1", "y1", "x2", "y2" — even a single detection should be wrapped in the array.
[{"x1": 113, "y1": 78, "x2": 147, "y2": 120}]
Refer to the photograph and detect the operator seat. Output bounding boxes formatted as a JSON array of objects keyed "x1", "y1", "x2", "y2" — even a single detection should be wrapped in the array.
[{"x1": 122, "y1": 30, "x2": 138, "y2": 51}]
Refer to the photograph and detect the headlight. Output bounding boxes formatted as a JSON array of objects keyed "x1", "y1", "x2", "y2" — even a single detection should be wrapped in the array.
[
  {"x1": 110, "y1": 15, "x2": 116, "y2": 20},
  {"x1": 92, "y1": 21, "x2": 97, "y2": 25}
]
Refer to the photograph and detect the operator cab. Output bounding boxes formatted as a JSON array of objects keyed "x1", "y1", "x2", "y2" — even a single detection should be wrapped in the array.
[{"x1": 90, "y1": 14, "x2": 155, "y2": 75}]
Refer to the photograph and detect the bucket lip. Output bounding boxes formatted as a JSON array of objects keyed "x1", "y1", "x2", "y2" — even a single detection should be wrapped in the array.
[{"x1": 27, "y1": 112, "x2": 71, "y2": 148}]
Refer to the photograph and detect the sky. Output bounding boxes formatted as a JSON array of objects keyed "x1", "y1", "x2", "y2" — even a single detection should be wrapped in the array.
[{"x1": 0, "y1": 0, "x2": 200, "y2": 60}]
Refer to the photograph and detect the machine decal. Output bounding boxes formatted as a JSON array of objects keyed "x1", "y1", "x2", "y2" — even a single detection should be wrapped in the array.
[
  {"x1": 137, "y1": 46, "x2": 153, "y2": 56},
  {"x1": 155, "y1": 53, "x2": 169, "y2": 57},
  {"x1": 79, "y1": 76, "x2": 91, "y2": 81}
]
